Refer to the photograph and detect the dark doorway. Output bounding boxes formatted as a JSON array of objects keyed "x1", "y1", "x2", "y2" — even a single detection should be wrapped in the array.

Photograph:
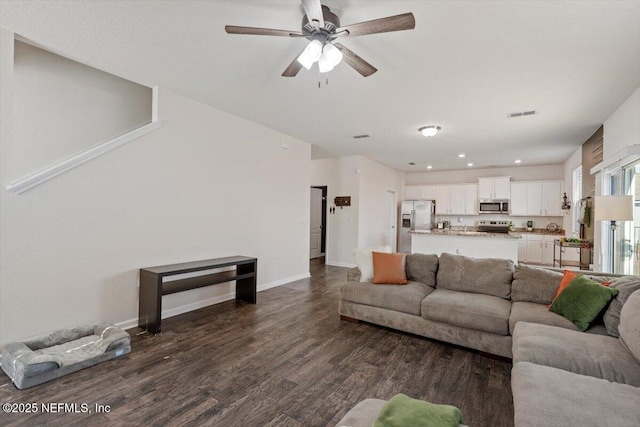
[{"x1": 311, "y1": 186, "x2": 327, "y2": 257}]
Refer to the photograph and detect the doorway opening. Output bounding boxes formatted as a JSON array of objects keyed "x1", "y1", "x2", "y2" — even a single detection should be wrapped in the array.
[{"x1": 310, "y1": 186, "x2": 327, "y2": 263}]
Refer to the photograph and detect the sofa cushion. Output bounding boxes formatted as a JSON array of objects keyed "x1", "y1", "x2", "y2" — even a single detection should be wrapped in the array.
[
  {"x1": 421, "y1": 289, "x2": 511, "y2": 335},
  {"x1": 436, "y1": 253, "x2": 514, "y2": 299},
  {"x1": 406, "y1": 253, "x2": 439, "y2": 286},
  {"x1": 511, "y1": 264, "x2": 563, "y2": 305},
  {"x1": 509, "y1": 301, "x2": 579, "y2": 334},
  {"x1": 604, "y1": 277, "x2": 640, "y2": 337},
  {"x1": 512, "y1": 362, "x2": 640, "y2": 427},
  {"x1": 512, "y1": 322, "x2": 640, "y2": 386},
  {"x1": 619, "y1": 290, "x2": 640, "y2": 364},
  {"x1": 372, "y1": 252, "x2": 407, "y2": 285},
  {"x1": 340, "y1": 281, "x2": 434, "y2": 316},
  {"x1": 549, "y1": 275, "x2": 619, "y2": 331}
]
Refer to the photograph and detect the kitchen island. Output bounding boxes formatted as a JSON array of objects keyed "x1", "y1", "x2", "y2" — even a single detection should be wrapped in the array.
[{"x1": 410, "y1": 230, "x2": 521, "y2": 263}]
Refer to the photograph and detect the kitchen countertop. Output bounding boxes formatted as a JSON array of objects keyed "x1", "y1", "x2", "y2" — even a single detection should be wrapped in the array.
[
  {"x1": 410, "y1": 230, "x2": 522, "y2": 239},
  {"x1": 514, "y1": 227, "x2": 565, "y2": 236}
]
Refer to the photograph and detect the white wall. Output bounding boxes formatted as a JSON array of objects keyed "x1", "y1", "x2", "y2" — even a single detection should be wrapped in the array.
[
  {"x1": 311, "y1": 155, "x2": 402, "y2": 266},
  {"x1": 358, "y1": 157, "x2": 403, "y2": 248},
  {"x1": 12, "y1": 40, "x2": 152, "y2": 179},
  {"x1": 603, "y1": 87, "x2": 640, "y2": 159},
  {"x1": 404, "y1": 164, "x2": 564, "y2": 187},
  {"x1": 562, "y1": 147, "x2": 582, "y2": 233},
  {"x1": 1, "y1": 31, "x2": 310, "y2": 344}
]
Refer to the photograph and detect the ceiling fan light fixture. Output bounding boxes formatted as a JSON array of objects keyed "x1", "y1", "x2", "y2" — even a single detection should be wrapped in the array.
[
  {"x1": 318, "y1": 53, "x2": 335, "y2": 73},
  {"x1": 322, "y1": 43, "x2": 343, "y2": 67},
  {"x1": 418, "y1": 126, "x2": 441, "y2": 137},
  {"x1": 297, "y1": 52, "x2": 315, "y2": 70},
  {"x1": 297, "y1": 40, "x2": 323, "y2": 69}
]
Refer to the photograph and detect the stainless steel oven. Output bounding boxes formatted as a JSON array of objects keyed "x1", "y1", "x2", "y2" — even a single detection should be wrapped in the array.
[{"x1": 478, "y1": 199, "x2": 509, "y2": 214}]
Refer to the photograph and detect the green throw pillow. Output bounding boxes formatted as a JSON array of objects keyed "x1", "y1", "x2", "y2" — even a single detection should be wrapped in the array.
[
  {"x1": 549, "y1": 275, "x2": 619, "y2": 331},
  {"x1": 373, "y1": 393, "x2": 464, "y2": 427}
]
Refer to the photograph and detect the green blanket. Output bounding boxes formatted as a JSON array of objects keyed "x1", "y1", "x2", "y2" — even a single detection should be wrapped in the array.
[{"x1": 373, "y1": 394, "x2": 464, "y2": 427}]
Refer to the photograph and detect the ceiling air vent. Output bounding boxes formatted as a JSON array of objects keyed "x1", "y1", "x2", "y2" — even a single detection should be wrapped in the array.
[
  {"x1": 507, "y1": 110, "x2": 536, "y2": 118},
  {"x1": 353, "y1": 134, "x2": 370, "y2": 139}
]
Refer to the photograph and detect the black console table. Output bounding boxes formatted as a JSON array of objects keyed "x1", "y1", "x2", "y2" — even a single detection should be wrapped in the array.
[{"x1": 138, "y1": 256, "x2": 257, "y2": 333}]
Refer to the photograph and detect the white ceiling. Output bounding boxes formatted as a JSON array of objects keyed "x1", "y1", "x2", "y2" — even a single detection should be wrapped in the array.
[{"x1": 1, "y1": 0, "x2": 639, "y2": 172}]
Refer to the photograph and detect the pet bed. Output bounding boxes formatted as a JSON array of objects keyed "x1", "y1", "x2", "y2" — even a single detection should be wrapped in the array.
[{"x1": 1, "y1": 322, "x2": 130, "y2": 389}]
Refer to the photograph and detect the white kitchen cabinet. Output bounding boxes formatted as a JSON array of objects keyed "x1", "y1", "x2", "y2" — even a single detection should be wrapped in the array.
[
  {"x1": 433, "y1": 184, "x2": 477, "y2": 215},
  {"x1": 405, "y1": 185, "x2": 438, "y2": 201},
  {"x1": 464, "y1": 184, "x2": 478, "y2": 215},
  {"x1": 517, "y1": 236, "x2": 527, "y2": 262},
  {"x1": 436, "y1": 186, "x2": 451, "y2": 214},
  {"x1": 527, "y1": 183, "x2": 544, "y2": 216},
  {"x1": 478, "y1": 177, "x2": 511, "y2": 199},
  {"x1": 405, "y1": 185, "x2": 421, "y2": 200},
  {"x1": 543, "y1": 181, "x2": 562, "y2": 216},
  {"x1": 525, "y1": 234, "x2": 544, "y2": 264},
  {"x1": 519, "y1": 233, "x2": 557, "y2": 265},
  {"x1": 420, "y1": 185, "x2": 437, "y2": 201},
  {"x1": 542, "y1": 235, "x2": 556, "y2": 265},
  {"x1": 509, "y1": 181, "x2": 563, "y2": 216},
  {"x1": 449, "y1": 185, "x2": 466, "y2": 215},
  {"x1": 510, "y1": 183, "x2": 528, "y2": 216}
]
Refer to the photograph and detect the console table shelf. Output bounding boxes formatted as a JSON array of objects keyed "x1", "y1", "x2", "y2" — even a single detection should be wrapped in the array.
[
  {"x1": 553, "y1": 240, "x2": 592, "y2": 270},
  {"x1": 138, "y1": 256, "x2": 257, "y2": 334}
]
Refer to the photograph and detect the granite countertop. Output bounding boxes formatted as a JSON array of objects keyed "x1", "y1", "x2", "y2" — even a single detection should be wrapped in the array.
[
  {"x1": 410, "y1": 230, "x2": 522, "y2": 239},
  {"x1": 514, "y1": 227, "x2": 565, "y2": 236}
]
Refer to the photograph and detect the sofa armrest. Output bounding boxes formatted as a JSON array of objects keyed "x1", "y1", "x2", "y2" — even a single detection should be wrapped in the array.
[{"x1": 347, "y1": 267, "x2": 361, "y2": 282}]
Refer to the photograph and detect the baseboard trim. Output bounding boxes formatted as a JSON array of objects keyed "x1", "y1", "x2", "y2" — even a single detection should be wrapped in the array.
[
  {"x1": 116, "y1": 272, "x2": 312, "y2": 331},
  {"x1": 325, "y1": 261, "x2": 357, "y2": 268},
  {"x1": 257, "y1": 272, "x2": 311, "y2": 291}
]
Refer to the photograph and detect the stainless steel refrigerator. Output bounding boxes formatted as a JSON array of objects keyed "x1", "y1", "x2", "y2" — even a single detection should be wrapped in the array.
[{"x1": 399, "y1": 200, "x2": 436, "y2": 253}]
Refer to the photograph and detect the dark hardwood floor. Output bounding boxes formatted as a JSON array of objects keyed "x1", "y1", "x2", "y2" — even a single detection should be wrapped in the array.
[{"x1": 0, "y1": 259, "x2": 514, "y2": 426}]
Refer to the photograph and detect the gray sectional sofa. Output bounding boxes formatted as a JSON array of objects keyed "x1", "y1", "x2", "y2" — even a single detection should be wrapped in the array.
[{"x1": 338, "y1": 252, "x2": 640, "y2": 426}]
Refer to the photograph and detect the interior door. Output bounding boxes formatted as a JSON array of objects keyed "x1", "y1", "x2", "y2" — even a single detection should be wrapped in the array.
[
  {"x1": 385, "y1": 190, "x2": 397, "y2": 252},
  {"x1": 309, "y1": 188, "x2": 323, "y2": 259}
]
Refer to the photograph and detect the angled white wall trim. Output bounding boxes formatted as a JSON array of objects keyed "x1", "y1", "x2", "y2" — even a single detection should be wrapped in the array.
[{"x1": 6, "y1": 116, "x2": 161, "y2": 194}]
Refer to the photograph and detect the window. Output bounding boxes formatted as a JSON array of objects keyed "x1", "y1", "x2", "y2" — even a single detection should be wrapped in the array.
[{"x1": 572, "y1": 166, "x2": 582, "y2": 233}]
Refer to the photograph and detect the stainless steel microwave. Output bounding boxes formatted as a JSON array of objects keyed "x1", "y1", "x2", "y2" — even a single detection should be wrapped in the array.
[{"x1": 478, "y1": 199, "x2": 509, "y2": 214}]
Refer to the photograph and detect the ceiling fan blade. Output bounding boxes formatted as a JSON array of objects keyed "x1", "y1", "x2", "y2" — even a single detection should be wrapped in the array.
[
  {"x1": 302, "y1": 0, "x2": 324, "y2": 28},
  {"x1": 337, "y1": 13, "x2": 415, "y2": 37},
  {"x1": 225, "y1": 25, "x2": 303, "y2": 37},
  {"x1": 282, "y1": 48, "x2": 306, "y2": 77},
  {"x1": 334, "y1": 43, "x2": 377, "y2": 77}
]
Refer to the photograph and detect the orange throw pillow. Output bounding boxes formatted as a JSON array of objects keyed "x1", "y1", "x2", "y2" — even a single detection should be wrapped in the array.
[
  {"x1": 552, "y1": 270, "x2": 580, "y2": 302},
  {"x1": 372, "y1": 252, "x2": 408, "y2": 285}
]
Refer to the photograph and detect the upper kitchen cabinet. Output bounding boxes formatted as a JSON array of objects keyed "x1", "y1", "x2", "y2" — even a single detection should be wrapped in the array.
[
  {"x1": 464, "y1": 184, "x2": 478, "y2": 215},
  {"x1": 509, "y1": 181, "x2": 563, "y2": 216},
  {"x1": 405, "y1": 185, "x2": 421, "y2": 200},
  {"x1": 543, "y1": 181, "x2": 563, "y2": 216},
  {"x1": 420, "y1": 185, "x2": 437, "y2": 201},
  {"x1": 436, "y1": 184, "x2": 477, "y2": 215},
  {"x1": 405, "y1": 185, "x2": 437, "y2": 200},
  {"x1": 478, "y1": 177, "x2": 511, "y2": 199}
]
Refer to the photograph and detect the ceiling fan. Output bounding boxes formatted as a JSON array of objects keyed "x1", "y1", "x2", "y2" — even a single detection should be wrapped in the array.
[{"x1": 225, "y1": 0, "x2": 415, "y2": 77}]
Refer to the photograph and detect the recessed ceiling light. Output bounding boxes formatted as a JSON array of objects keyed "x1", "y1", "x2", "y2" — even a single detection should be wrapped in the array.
[
  {"x1": 418, "y1": 126, "x2": 441, "y2": 137},
  {"x1": 467, "y1": 163, "x2": 474, "y2": 167},
  {"x1": 458, "y1": 154, "x2": 466, "y2": 158},
  {"x1": 426, "y1": 165, "x2": 433, "y2": 170},
  {"x1": 514, "y1": 159, "x2": 522, "y2": 164}
]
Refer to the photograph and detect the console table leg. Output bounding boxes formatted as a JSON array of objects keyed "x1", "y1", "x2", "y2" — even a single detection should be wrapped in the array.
[
  {"x1": 236, "y1": 261, "x2": 257, "y2": 304},
  {"x1": 139, "y1": 271, "x2": 162, "y2": 333}
]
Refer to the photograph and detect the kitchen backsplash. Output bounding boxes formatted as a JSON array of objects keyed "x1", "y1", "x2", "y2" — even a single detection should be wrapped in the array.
[{"x1": 436, "y1": 214, "x2": 570, "y2": 233}]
